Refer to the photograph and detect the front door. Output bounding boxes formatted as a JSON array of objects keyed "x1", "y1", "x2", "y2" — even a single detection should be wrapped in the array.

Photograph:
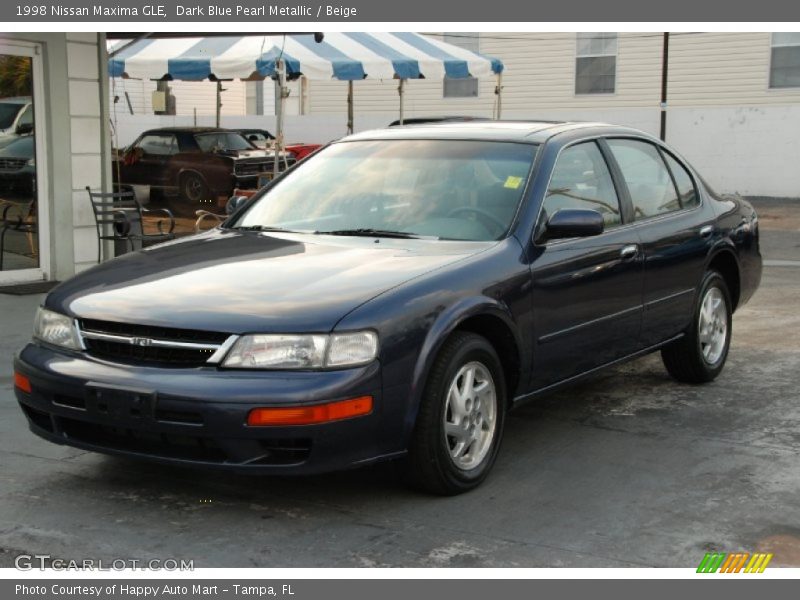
[
  {"x1": 529, "y1": 140, "x2": 643, "y2": 390},
  {"x1": 0, "y1": 42, "x2": 49, "y2": 283}
]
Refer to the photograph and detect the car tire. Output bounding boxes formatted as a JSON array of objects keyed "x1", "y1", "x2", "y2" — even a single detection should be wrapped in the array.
[
  {"x1": 179, "y1": 172, "x2": 209, "y2": 204},
  {"x1": 406, "y1": 331, "x2": 506, "y2": 495},
  {"x1": 661, "y1": 270, "x2": 732, "y2": 384}
]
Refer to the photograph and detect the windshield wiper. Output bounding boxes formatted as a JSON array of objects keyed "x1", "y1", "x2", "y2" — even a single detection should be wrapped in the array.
[
  {"x1": 229, "y1": 225, "x2": 297, "y2": 233},
  {"x1": 314, "y1": 228, "x2": 433, "y2": 239}
]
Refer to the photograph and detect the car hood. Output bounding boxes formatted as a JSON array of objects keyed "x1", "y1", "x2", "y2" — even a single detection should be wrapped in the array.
[
  {"x1": 47, "y1": 229, "x2": 490, "y2": 334},
  {"x1": 230, "y1": 149, "x2": 272, "y2": 160}
]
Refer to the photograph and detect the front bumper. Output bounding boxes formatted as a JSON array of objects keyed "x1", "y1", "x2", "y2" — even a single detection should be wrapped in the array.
[
  {"x1": 231, "y1": 173, "x2": 261, "y2": 190},
  {"x1": 0, "y1": 170, "x2": 34, "y2": 192},
  {"x1": 14, "y1": 342, "x2": 396, "y2": 474}
]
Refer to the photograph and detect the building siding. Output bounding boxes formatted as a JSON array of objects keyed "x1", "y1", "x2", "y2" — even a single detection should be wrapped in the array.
[
  {"x1": 109, "y1": 78, "x2": 247, "y2": 117},
  {"x1": 669, "y1": 32, "x2": 800, "y2": 106}
]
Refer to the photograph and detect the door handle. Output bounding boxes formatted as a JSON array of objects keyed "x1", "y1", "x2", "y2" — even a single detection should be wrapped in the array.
[
  {"x1": 699, "y1": 225, "x2": 714, "y2": 238},
  {"x1": 620, "y1": 244, "x2": 638, "y2": 260}
]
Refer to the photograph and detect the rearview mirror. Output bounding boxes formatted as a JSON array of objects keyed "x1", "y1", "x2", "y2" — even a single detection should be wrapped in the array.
[
  {"x1": 544, "y1": 208, "x2": 604, "y2": 241},
  {"x1": 225, "y1": 195, "x2": 249, "y2": 215}
]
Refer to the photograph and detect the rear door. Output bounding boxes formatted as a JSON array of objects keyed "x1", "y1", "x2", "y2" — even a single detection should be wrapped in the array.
[
  {"x1": 604, "y1": 138, "x2": 714, "y2": 346},
  {"x1": 529, "y1": 140, "x2": 643, "y2": 390}
]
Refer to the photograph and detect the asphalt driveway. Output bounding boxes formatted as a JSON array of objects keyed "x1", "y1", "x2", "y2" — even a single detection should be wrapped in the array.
[{"x1": 1, "y1": 199, "x2": 798, "y2": 568}]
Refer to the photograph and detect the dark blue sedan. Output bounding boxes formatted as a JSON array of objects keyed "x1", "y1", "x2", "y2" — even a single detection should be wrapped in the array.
[{"x1": 14, "y1": 121, "x2": 761, "y2": 494}]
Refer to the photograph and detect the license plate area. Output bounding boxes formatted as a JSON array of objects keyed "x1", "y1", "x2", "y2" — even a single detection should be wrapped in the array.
[{"x1": 86, "y1": 383, "x2": 155, "y2": 420}]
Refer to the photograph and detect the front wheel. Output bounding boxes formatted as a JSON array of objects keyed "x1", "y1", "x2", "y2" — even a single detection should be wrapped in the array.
[
  {"x1": 661, "y1": 271, "x2": 732, "y2": 383},
  {"x1": 406, "y1": 331, "x2": 506, "y2": 495}
]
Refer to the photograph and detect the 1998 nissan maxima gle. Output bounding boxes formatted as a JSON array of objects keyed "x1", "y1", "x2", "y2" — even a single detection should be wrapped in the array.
[{"x1": 14, "y1": 122, "x2": 762, "y2": 494}]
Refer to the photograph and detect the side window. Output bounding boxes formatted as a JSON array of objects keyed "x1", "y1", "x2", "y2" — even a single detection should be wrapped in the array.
[
  {"x1": 137, "y1": 134, "x2": 177, "y2": 156},
  {"x1": 543, "y1": 141, "x2": 622, "y2": 229},
  {"x1": 17, "y1": 104, "x2": 33, "y2": 126},
  {"x1": 662, "y1": 151, "x2": 699, "y2": 209},
  {"x1": 606, "y1": 139, "x2": 680, "y2": 220}
]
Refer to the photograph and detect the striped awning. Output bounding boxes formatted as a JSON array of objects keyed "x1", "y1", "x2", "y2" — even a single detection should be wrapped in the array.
[{"x1": 108, "y1": 33, "x2": 503, "y2": 81}]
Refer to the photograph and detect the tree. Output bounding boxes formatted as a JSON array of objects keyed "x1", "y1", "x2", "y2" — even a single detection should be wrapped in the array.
[{"x1": 0, "y1": 56, "x2": 32, "y2": 97}]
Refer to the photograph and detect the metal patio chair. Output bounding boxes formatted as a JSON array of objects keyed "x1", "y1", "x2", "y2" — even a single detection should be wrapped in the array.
[
  {"x1": 0, "y1": 200, "x2": 37, "y2": 271},
  {"x1": 86, "y1": 186, "x2": 176, "y2": 263}
]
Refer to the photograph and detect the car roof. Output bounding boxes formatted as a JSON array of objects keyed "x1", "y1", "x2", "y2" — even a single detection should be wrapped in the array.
[
  {"x1": 343, "y1": 120, "x2": 647, "y2": 144},
  {"x1": 140, "y1": 127, "x2": 236, "y2": 135},
  {"x1": 0, "y1": 96, "x2": 31, "y2": 105}
]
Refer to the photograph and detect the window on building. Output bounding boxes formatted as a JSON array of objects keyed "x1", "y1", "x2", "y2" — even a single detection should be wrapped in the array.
[
  {"x1": 443, "y1": 33, "x2": 479, "y2": 98},
  {"x1": 770, "y1": 33, "x2": 800, "y2": 89},
  {"x1": 576, "y1": 33, "x2": 617, "y2": 94}
]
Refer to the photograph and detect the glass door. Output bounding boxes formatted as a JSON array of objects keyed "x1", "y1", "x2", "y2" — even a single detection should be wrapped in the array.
[{"x1": 0, "y1": 42, "x2": 48, "y2": 282}]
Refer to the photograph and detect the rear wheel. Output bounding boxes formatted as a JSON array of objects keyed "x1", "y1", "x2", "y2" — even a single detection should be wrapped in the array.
[
  {"x1": 171, "y1": 172, "x2": 210, "y2": 217},
  {"x1": 406, "y1": 331, "x2": 506, "y2": 495},
  {"x1": 661, "y1": 271, "x2": 732, "y2": 383}
]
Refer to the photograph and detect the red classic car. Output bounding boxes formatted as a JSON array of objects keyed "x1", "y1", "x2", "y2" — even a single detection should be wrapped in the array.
[{"x1": 113, "y1": 127, "x2": 296, "y2": 211}]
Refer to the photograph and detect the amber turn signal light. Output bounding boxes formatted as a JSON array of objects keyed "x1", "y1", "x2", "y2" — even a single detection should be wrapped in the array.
[
  {"x1": 247, "y1": 396, "x2": 373, "y2": 426},
  {"x1": 14, "y1": 372, "x2": 32, "y2": 393}
]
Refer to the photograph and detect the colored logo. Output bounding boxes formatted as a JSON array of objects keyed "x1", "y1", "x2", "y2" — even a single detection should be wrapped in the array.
[{"x1": 697, "y1": 552, "x2": 773, "y2": 573}]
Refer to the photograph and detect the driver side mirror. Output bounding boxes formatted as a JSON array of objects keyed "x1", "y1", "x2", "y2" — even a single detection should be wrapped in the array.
[
  {"x1": 15, "y1": 122, "x2": 33, "y2": 136},
  {"x1": 226, "y1": 195, "x2": 249, "y2": 215},
  {"x1": 541, "y1": 208, "x2": 604, "y2": 241}
]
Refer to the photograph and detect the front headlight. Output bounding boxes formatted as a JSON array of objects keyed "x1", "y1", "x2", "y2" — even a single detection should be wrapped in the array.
[
  {"x1": 222, "y1": 331, "x2": 378, "y2": 369},
  {"x1": 33, "y1": 307, "x2": 81, "y2": 350}
]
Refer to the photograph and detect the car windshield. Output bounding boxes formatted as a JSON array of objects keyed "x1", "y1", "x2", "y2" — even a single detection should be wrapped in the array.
[
  {"x1": 0, "y1": 102, "x2": 23, "y2": 129},
  {"x1": 195, "y1": 132, "x2": 253, "y2": 152},
  {"x1": 245, "y1": 132, "x2": 269, "y2": 142},
  {"x1": 232, "y1": 140, "x2": 538, "y2": 241}
]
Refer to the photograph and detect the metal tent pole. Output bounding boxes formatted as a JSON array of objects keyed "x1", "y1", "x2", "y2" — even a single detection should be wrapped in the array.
[
  {"x1": 215, "y1": 81, "x2": 222, "y2": 127},
  {"x1": 347, "y1": 80, "x2": 354, "y2": 135},
  {"x1": 274, "y1": 58, "x2": 287, "y2": 178},
  {"x1": 494, "y1": 73, "x2": 503, "y2": 120},
  {"x1": 659, "y1": 32, "x2": 670, "y2": 141},
  {"x1": 398, "y1": 79, "x2": 406, "y2": 125}
]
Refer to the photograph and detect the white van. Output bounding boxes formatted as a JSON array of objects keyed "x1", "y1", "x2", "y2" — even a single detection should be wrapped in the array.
[{"x1": 0, "y1": 97, "x2": 33, "y2": 149}]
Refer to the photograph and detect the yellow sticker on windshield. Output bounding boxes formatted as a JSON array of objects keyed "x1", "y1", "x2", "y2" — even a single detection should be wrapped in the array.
[{"x1": 504, "y1": 176, "x2": 523, "y2": 189}]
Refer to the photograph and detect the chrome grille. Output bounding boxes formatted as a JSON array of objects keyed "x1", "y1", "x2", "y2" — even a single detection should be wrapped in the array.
[
  {"x1": 0, "y1": 158, "x2": 26, "y2": 171},
  {"x1": 234, "y1": 160, "x2": 272, "y2": 177},
  {"x1": 234, "y1": 157, "x2": 295, "y2": 177},
  {"x1": 77, "y1": 319, "x2": 237, "y2": 367}
]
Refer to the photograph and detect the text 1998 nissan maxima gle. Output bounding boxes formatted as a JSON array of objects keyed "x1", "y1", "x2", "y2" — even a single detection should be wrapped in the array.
[{"x1": 14, "y1": 121, "x2": 761, "y2": 494}]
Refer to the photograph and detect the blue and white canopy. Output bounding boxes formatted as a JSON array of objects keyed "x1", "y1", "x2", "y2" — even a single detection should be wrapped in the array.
[{"x1": 108, "y1": 33, "x2": 503, "y2": 81}]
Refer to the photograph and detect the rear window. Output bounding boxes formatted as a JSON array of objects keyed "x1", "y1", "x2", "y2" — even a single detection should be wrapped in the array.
[
  {"x1": 195, "y1": 132, "x2": 253, "y2": 152},
  {"x1": 606, "y1": 139, "x2": 681, "y2": 219},
  {"x1": 662, "y1": 152, "x2": 699, "y2": 209}
]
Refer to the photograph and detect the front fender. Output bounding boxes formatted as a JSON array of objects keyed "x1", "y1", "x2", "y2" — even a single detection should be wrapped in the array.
[{"x1": 403, "y1": 296, "x2": 525, "y2": 443}]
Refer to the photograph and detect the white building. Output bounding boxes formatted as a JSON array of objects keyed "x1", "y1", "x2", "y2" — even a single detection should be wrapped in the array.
[{"x1": 0, "y1": 32, "x2": 110, "y2": 285}]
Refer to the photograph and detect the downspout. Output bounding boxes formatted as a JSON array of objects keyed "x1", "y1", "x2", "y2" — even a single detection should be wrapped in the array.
[{"x1": 660, "y1": 32, "x2": 670, "y2": 141}]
